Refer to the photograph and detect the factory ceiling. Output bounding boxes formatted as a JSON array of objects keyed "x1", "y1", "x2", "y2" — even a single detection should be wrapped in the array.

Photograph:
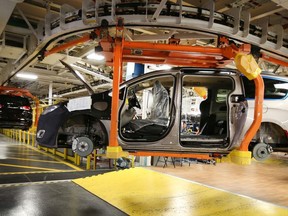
[{"x1": 0, "y1": 0, "x2": 287, "y2": 103}]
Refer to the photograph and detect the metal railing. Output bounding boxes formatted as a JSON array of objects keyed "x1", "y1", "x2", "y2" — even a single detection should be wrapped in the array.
[{"x1": 0, "y1": 128, "x2": 134, "y2": 170}]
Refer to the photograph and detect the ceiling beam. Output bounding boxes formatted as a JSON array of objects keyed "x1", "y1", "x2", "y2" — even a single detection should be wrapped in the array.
[
  {"x1": 131, "y1": 32, "x2": 216, "y2": 41},
  {"x1": 251, "y1": 8, "x2": 284, "y2": 21},
  {"x1": 0, "y1": 0, "x2": 22, "y2": 36},
  {"x1": 271, "y1": 0, "x2": 288, "y2": 10},
  {"x1": 58, "y1": 83, "x2": 111, "y2": 97},
  {"x1": 71, "y1": 64, "x2": 112, "y2": 83},
  {"x1": 250, "y1": 1, "x2": 284, "y2": 21},
  {"x1": 16, "y1": 6, "x2": 38, "y2": 39},
  {"x1": 5, "y1": 25, "x2": 32, "y2": 36},
  {"x1": 215, "y1": 0, "x2": 234, "y2": 13},
  {"x1": 14, "y1": 2, "x2": 58, "y2": 21}
]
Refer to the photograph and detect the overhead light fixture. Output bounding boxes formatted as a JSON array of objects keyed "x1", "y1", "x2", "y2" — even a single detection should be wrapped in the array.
[
  {"x1": 87, "y1": 53, "x2": 105, "y2": 61},
  {"x1": 16, "y1": 73, "x2": 38, "y2": 80},
  {"x1": 53, "y1": 94, "x2": 62, "y2": 98}
]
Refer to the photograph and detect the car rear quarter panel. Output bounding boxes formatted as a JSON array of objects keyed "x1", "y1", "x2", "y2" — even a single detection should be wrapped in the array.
[{"x1": 241, "y1": 98, "x2": 288, "y2": 144}]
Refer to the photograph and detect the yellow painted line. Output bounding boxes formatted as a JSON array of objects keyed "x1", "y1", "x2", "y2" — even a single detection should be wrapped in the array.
[
  {"x1": 7, "y1": 157, "x2": 62, "y2": 164},
  {"x1": 73, "y1": 168, "x2": 288, "y2": 216},
  {"x1": 0, "y1": 179, "x2": 71, "y2": 188},
  {"x1": 4, "y1": 148, "x2": 34, "y2": 151},
  {"x1": 5, "y1": 153, "x2": 43, "y2": 156},
  {"x1": 24, "y1": 145, "x2": 83, "y2": 171},
  {"x1": 0, "y1": 149, "x2": 32, "y2": 152},
  {"x1": 0, "y1": 170, "x2": 81, "y2": 175},
  {"x1": 0, "y1": 163, "x2": 63, "y2": 171},
  {"x1": 0, "y1": 145, "x2": 23, "y2": 148}
]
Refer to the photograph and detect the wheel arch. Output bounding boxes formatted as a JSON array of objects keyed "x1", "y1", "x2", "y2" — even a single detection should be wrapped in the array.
[
  {"x1": 250, "y1": 121, "x2": 287, "y2": 147},
  {"x1": 59, "y1": 111, "x2": 109, "y2": 148}
]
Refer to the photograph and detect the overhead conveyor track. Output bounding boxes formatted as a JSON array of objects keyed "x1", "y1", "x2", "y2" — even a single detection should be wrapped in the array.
[{"x1": 44, "y1": 0, "x2": 288, "y2": 58}]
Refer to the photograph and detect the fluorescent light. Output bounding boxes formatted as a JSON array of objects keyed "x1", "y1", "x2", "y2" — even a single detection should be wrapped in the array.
[
  {"x1": 16, "y1": 73, "x2": 38, "y2": 80},
  {"x1": 87, "y1": 53, "x2": 105, "y2": 61}
]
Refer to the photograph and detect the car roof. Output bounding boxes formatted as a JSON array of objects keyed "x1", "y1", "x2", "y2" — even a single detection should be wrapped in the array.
[
  {"x1": 121, "y1": 67, "x2": 239, "y2": 87},
  {"x1": 261, "y1": 71, "x2": 288, "y2": 80}
]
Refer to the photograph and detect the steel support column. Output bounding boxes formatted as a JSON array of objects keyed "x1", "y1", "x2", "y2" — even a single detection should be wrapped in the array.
[{"x1": 48, "y1": 82, "x2": 53, "y2": 105}]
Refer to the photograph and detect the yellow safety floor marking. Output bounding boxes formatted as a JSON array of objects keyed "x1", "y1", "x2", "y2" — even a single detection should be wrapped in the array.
[
  {"x1": 0, "y1": 170, "x2": 80, "y2": 175},
  {"x1": 1, "y1": 148, "x2": 39, "y2": 152},
  {"x1": 73, "y1": 168, "x2": 288, "y2": 216},
  {"x1": 24, "y1": 145, "x2": 83, "y2": 171},
  {"x1": 0, "y1": 163, "x2": 65, "y2": 171},
  {"x1": 2, "y1": 153, "x2": 46, "y2": 157},
  {"x1": 0, "y1": 179, "x2": 71, "y2": 188},
  {"x1": 0, "y1": 145, "x2": 23, "y2": 147},
  {"x1": 6, "y1": 157, "x2": 62, "y2": 163}
]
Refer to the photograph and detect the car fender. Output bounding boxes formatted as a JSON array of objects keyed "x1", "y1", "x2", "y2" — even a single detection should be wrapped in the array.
[{"x1": 36, "y1": 104, "x2": 70, "y2": 148}]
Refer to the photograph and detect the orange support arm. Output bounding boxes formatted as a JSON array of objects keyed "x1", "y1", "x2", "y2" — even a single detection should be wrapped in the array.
[
  {"x1": 261, "y1": 53, "x2": 288, "y2": 67},
  {"x1": 239, "y1": 75, "x2": 264, "y2": 151},
  {"x1": 109, "y1": 39, "x2": 122, "y2": 147},
  {"x1": 233, "y1": 53, "x2": 264, "y2": 152},
  {"x1": 44, "y1": 34, "x2": 91, "y2": 57},
  {"x1": 105, "y1": 38, "x2": 129, "y2": 158},
  {"x1": 123, "y1": 41, "x2": 224, "y2": 54}
]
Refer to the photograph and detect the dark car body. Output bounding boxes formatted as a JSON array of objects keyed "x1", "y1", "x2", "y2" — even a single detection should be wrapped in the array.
[{"x1": 0, "y1": 95, "x2": 33, "y2": 130}]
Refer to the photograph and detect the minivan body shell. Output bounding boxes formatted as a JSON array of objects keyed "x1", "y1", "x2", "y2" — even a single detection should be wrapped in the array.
[{"x1": 36, "y1": 68, "x2": 250, "y2": 156}]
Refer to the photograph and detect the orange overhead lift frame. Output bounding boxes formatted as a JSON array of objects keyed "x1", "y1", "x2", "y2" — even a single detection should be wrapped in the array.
[
  {"x1": 0, "y1": 86, "x2": 40, "y2": 126},
  {"x1": 261, "y1": 53, "x2": 288, "y2": 68},
  {"x1": 44, "y1": 19, "x2": 266, "y2": 164}
]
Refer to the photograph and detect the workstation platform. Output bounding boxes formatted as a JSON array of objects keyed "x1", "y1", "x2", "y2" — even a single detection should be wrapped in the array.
[{"x1": 0, "y1": 134, "x2": 287, "y2": 215}]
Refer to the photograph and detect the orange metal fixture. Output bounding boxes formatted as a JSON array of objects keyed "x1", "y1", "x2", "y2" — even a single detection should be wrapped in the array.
[
  {"x1": 238, "y1": 75, "x2": 264, "y2": 151},
  {"x1": 44, "y1": 34, "x2": 91, "y2": 57},
  {"x1": 130, "y1": 151, "x2": 212, "y2": 160},
  {"x1": 261, "y1": 53, "x2": 288, "y2": 67},
  {"x1": 98, "y1": 40, "x2": 251, "y2": 67},
  {"x1": 109, "y1": 38, "x2": 123, "y2": 147},
  {"x1": 44, "y1": 28, "x2": 114, "y2": 57}
]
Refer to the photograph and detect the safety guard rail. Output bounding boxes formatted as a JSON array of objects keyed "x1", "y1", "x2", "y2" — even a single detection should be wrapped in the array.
[{"x1": 0, "y1": 128, "x2": 119, "y2": 170}]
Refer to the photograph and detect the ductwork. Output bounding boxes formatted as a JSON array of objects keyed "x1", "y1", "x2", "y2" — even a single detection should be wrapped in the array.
[{"x1": 271, "y1": 0, "x2": 288, "y2": 9}]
